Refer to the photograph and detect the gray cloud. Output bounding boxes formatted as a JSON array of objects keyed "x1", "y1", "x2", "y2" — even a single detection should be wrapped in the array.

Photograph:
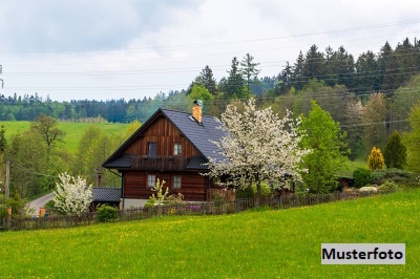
[{"x1": 0, "y1": 0, "x2": 197, "y2": 52}]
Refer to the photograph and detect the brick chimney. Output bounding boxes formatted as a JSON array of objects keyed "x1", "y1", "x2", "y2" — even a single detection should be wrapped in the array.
[{"x1": 192, "y1": 100, "x2": 203, "y2": 123}]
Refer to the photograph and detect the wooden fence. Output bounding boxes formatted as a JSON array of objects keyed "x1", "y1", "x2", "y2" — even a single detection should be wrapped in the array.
[{"x1": 0, "y1": 190, "x2": 389, "y2": 231}]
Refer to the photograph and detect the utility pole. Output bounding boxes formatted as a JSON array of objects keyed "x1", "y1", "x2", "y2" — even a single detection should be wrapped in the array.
[
  {"x1": 5, "y1": 160, "x2": 10, "y2": 198},
  {"x1": 0, "y1": 64, "x2": 3, "y2": 88}
]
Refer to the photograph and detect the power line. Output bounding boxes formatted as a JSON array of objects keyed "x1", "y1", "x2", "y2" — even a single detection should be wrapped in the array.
[{"x1": 1, "y1": 18, "x2": 420, "y2": 54}]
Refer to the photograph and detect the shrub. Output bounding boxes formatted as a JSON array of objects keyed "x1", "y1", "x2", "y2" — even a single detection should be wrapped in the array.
[
  {"x1": 212, "y1": 191, "x2": 225, "y2": 207},
  {"x1": 371, "y1": 170, "x2": 386, "y2": 185},
  {"x1": 252, "y1": 182, "x2": 271, "y2": 197},
  {"x1": 0, "y1": 194, "x2": 7, "y2": 219},
  {"x1": 378, "y1": 181, "x2": 399, "y2": 192},
  {"x1": 359, "y1": 186, "x2": 378, "y2": 194},
  {"x1": 236, "y1": 186, "x2": 254, "y2": 199},
  {"x1": 367, "y1": 147, "x2": 385, "y2": 171},
  {"x1": 372, "y1": 168, "x2": 417, "y2": 187},
  {"x1": 96, "y1": 204, "x2": 118, "y2": 223},
  {"x1": 165, "y1": 193, "x2": 184, "y2": 206},
  {"x1": 6, "y1": 193, "x2": 28, "y2": 217},
  {"x1": 353, "y1": 168, "x2": 372, "y2": 188},
  {"x1": 44, "y1": 200, "x2": 55, "y2": 210},
  {"x1": 147, "y1": 179, "x2": 168, "y2": 206}
]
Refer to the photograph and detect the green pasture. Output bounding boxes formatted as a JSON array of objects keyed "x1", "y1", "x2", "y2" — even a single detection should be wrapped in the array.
[
  {"x1": 0, "y1": 190, "x2": 418, "y2": 278},
  {"x1": 0, "y1": 121, "x2": 129, "y2": 154}
]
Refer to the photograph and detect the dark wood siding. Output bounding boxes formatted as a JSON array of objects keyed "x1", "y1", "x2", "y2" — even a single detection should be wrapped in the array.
[
  {"x1": 124, "y1": 115, "x2": 199, "y2": 157},
  {"x1": 119, "y1": 113, "x2": 207, "y2": 202},
  {"x1": 124, "y1": 171, "x2": 207, "y2": 201}
]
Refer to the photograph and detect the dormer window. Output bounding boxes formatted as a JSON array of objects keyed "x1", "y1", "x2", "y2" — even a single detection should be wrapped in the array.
[{"x1": 174, "y1": 143, "x2": 182, "y2": 155}]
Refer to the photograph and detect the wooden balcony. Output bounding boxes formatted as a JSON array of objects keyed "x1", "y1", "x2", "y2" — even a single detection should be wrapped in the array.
[{"x1": 131, "y1": 155, "x2": 189, "y2": 171}]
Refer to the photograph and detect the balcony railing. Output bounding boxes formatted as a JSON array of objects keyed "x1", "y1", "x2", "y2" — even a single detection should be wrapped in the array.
[{"x1": 131, "y1": 155, "x2": 189, "y2": 171}]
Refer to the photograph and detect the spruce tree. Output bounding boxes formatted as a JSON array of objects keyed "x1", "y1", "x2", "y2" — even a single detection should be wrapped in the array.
[
  {"x1": 226, "y1": 57, "x2": 245, "y2": 98},
  {"x1": 240, "y1": 53, "x2": 260, "y2": 94},
  {"x1": 383, "y1": 131, "x2": 407, "y2": 169}
]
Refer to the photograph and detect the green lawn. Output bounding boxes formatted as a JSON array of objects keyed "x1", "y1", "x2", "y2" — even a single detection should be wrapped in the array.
[
  {"x1": 339, "y1": 159, "x2": 368, "y2": 177},
  {"x1": 1, "y1": 121, "x2": 129, "y2": 154},
  {"x1": 0, "y1": 190, "x2": 419, "y2": 278}
]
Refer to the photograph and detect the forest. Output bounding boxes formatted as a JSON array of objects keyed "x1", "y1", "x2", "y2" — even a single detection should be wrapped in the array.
[{"x1": 1, "y1": 36, "x2": 420, "y2": 198}]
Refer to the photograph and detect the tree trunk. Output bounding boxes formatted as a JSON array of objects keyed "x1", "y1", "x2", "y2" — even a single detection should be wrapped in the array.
[{"x1": 255, "y1": 177, "x2": 261, "y2": 207}]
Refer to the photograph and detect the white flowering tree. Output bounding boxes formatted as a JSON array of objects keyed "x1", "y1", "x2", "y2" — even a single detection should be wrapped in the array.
[
  {"x1": 207, "y1": 99, "x2": 309, "y2": 203},
  {"x1": 53, "y1": 172, "x2": 93, "y2": 216}
]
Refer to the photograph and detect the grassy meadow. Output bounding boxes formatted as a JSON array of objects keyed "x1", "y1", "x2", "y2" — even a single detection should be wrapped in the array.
[
  {"x1": 1, "y1": 121, "x2": 129, "y2": 154},
  {"x1": 0, "y1": 190, "x2": 419, "y2": 278}
]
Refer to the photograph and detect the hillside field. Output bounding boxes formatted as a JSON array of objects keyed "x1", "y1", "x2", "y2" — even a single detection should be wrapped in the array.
[
  {"x1": 0, "y1": 190, "x2": 419, "y2": 278},
  {"x1": 0, "y1": 121, "x2": 129, "y2": 154}
]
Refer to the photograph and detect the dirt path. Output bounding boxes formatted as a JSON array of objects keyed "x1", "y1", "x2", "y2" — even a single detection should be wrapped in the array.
[{"x1": 28, "y1": 193, "x2": 54, "y2": 214}]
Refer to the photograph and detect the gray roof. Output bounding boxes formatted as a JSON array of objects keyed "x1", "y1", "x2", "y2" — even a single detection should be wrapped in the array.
[
  {"x1": 92, "y1": 188, "x2": 122, "y2": 203},
  {"x1": 186, "y1": 156, "x2": 208, "y2": 170},
  {"x1": 103, "y1": 155, "x2": 132, "y2": 169},
  {"x1": 103, "y1": 108, "x2": 226, "y2": 169},
  {"x1": 161, "y1": 109, "x2": 226, "y2": 163}
]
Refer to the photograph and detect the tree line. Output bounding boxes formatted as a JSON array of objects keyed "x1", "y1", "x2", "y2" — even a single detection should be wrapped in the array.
[{"x1": 1, "y1": 36, "x2": 419, "y2": 123}]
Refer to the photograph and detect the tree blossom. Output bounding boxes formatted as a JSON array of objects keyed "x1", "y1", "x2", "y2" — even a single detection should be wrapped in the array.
[
  {"x1": 206, "y1": 99, "x2": 310, "y2": 199},
  {"x1": 53, "y1": 172, "x2": 93, "y2": 216}
]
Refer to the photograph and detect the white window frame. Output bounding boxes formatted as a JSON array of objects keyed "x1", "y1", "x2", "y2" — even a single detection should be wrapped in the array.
[
  {"x1": 173, "y1": 176, "x2": 181, "y2": 188},
  {"x1": 147, "y1": 175, "x2": 156, "y2": 188},
  {"x1": 174, "y1": 143, "x2": 182, "y2": 155}
]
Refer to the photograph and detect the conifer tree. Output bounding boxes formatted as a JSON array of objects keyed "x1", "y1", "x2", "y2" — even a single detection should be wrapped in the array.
[
  {"x1": 367, "y1": 146, "x2": 385, "y2": 171},
  {"x1": 383, "y1": 131, "x2": 407, "y2": 169}
]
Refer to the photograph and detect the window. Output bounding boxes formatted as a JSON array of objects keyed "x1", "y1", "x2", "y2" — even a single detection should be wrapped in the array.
[
  {"x1": 174, "y1": 143, "x2": 182, "y2": 155},
  {"x1": 173, "y1": 176, "x2": 181, "y2": 188},
  {"x1": 148, "y1": 142, "x2": 157, "y2": 157},
  {"x1": 147, "y1": 175, "x2": 156, "y2": 188}
]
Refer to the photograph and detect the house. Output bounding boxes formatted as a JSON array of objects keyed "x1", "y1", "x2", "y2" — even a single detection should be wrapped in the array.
[{"x1": 102, "y1": 101, "x2": 226, "y2": 209}]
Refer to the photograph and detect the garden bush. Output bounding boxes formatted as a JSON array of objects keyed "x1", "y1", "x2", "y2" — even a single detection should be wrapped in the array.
[
  {"x1": 96, "y1": 204, "x2": 119, "y2": 223},
  {"x1": 252, "y1": 182, "x2": 271, "y2": 197},
  {"x1": 353, "y1": 168, "x2": 372, "y2": 188},
  {"x1": 372, "y1": 168, "x2": 417, "y2": 187},
  {"x1": 378, "y1": 181, "x2": 399, "y2": 192},
  {"x1": 371, "y1": 170, "x2": 386, "y2": 185},
  {"x1": 236, "y1": 186, "x2": 254, "y2": 199},
  {"x1": 0, "y1": 194, "x2": 7, "y2": 219},
  {"x1": 44, "y1": 200, "x2": 55, "y2": 210},
  {"x1": 236, "y1": 182, "x2": 271, "y2": 199}
]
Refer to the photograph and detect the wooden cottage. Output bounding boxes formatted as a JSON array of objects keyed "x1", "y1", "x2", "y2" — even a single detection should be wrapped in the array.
[{"x1": 102, "y1": 101, "x2": 226, "y2": 209}]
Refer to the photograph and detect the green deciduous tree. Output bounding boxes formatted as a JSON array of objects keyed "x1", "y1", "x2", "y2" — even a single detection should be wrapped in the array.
[
  {"x1": 7, "y1": 131, "x2": 49, "y2": 197},
  {"x1": 362, "y1": 93, "x2": 387, "y2": 150},
  {"x1": 188, "y1": 84, "x2": 214, "y2": 103},
  {"x1": 0, "y1": 125, "x2": 6, "y2": 152},
  {"x1": 299, "y1": 101, "x2": 348, "y2": 193},
  {"x1": 403, "y1": 100, "x2": 420, "y2": 172},
  {"x1": 383, "y1": 131, "x2": 407, "y2": 169},
  {"x1": 31, "y1": 114, "x2": 65, "y2": 158}
]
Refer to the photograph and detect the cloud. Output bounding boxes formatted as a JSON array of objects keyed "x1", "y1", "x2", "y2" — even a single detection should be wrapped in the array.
[
  {"x1": 0, "y1": 0, "x2": 197, "y2": 52},
  {"x1": 1, "y1": 0, "x2": 420, "y2": 101}
]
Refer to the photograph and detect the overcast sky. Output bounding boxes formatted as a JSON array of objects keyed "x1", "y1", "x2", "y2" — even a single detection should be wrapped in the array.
[{"x1": 0, "y1": 0, "x2": 420, "y2": 101}]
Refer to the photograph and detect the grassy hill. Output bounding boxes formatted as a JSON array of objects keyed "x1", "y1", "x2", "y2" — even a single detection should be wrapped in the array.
[
  {"x1": 0, "y1": 190, "x2": 419, "y2": 278},
  {"x1": 1, "y1": 121, "x2": 129, "y2": 154}
]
